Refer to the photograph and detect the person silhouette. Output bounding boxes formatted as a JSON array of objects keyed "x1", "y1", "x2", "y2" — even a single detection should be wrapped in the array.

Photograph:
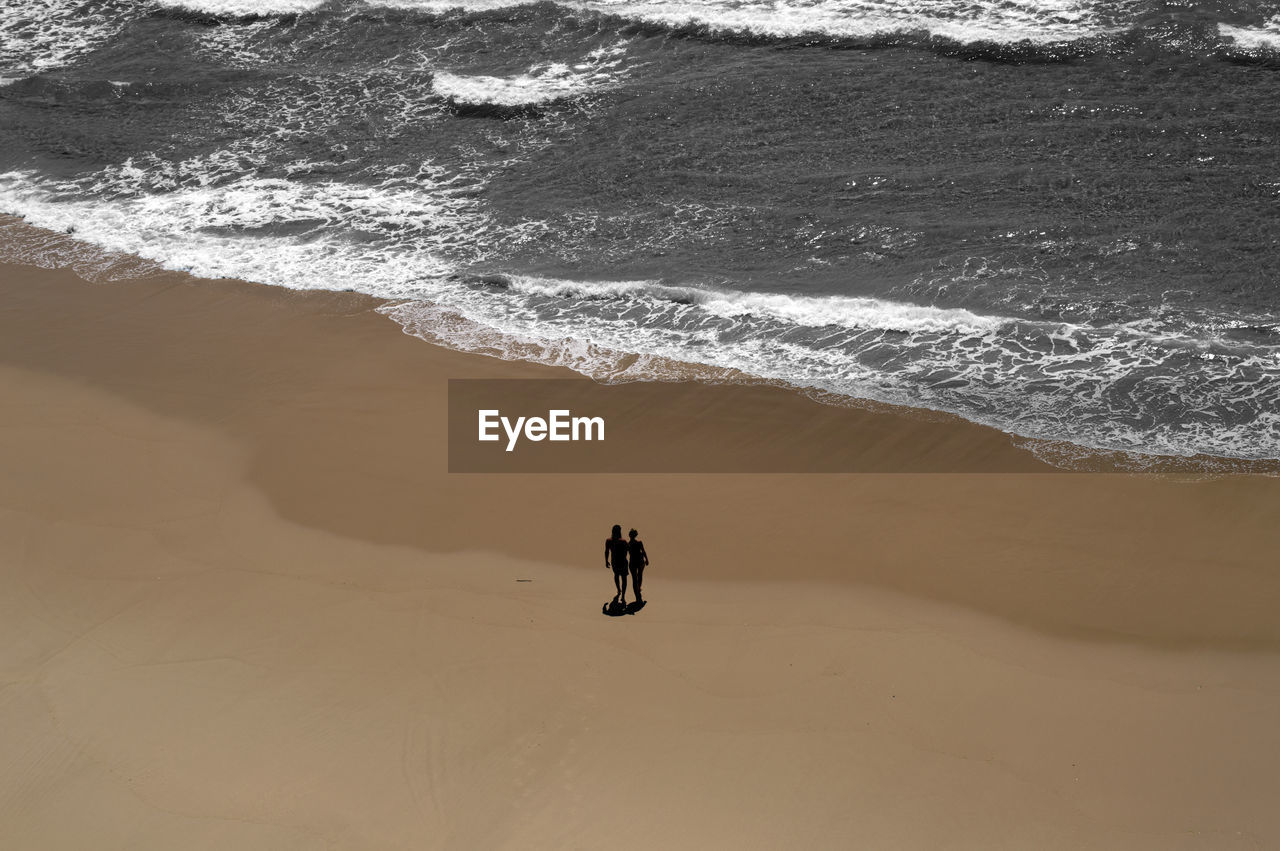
[
  {"x1": 627, "y1": 529, "x2": 648, "y2": 604},
  {"x1": 605, "y1": 524, "x2": 629, "y2": 604}
]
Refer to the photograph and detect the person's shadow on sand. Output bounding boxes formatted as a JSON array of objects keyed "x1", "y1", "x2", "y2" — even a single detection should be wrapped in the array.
[{"x1": 602, "y1": 599, "x2": 647, "y2": 617}]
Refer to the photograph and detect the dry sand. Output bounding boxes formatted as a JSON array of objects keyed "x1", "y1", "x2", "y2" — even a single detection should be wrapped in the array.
[{"x1": 3, "y1": 247, "x2": 1280, "y2": 848}]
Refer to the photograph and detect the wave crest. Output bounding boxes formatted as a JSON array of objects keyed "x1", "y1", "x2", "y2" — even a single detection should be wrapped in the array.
[
  {"x1": 1219, "y1": 15, "x2": 1280, "y2": 55},
  {"x1": 371, "y1": 0, "x2": 1128, "y2": 44},
  {"x1": 431, "y1": 44, "x2": 630, "y2": 113}
]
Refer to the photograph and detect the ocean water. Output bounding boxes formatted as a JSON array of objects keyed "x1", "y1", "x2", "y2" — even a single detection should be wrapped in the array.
[{"x1": 1, "y1": 0, "x2": 1278, "y2": 463}]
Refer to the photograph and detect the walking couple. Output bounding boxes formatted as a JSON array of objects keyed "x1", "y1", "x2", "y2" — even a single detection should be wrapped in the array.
[{"x1": 605, "y1": 524, "x2": 648, "y2": 606}]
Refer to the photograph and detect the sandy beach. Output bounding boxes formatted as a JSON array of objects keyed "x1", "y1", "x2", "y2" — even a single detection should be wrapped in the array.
[{"x1": 4, "y1": 247, "x2": 1280, "y2": 848}]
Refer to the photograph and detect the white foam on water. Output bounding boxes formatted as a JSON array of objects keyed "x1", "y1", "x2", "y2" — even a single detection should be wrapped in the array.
[
  {"x1": 497, "y1": 275, "x2": 1003, "y2": 335},
  {"x1": 577, "y1": 0, "x2": 1122, "y2": 43},
  {"x1": 431, "y1": 44, "x2": 630, "y2": 107},
  {"x1": 370, "y1": 0, "x2": 1129, "y2": 43},
  {"x1": 0, "y1": 0, "x2": 135, "y2": 74},
  {"x1": 0, "y1": 167, "x2": 483, "y2": 295},
  {"x1": 433, "y1": 65, "x2": 602, "y2": 107},
  {"x1": 382, "y1": 302, "x2": 712, "y2": 382},
  {"x1": 1219, "y1": 16, "x2": 1280, "y2": 52},
  {"x1": 156, "y1": 0, "x2": 328, "y2": 14},
  {"x1": 365, "y1": 0, "x2": 523, "y2": 11},
  {"x1": 190, "y1": 18, "x2": 284, "y2": 67},
  {"x1": 699, "y1": 290, "x2": 1000, "y2": 335}
]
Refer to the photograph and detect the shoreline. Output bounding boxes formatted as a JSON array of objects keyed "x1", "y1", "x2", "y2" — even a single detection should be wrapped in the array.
[{"x1": 5, "y1": 215, "x2": 1274, "y2": 475}]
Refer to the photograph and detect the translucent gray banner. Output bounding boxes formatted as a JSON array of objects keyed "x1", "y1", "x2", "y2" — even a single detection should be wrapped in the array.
[{"x1": 447, "y1": 378, "x2": 1066, "y2": 473}]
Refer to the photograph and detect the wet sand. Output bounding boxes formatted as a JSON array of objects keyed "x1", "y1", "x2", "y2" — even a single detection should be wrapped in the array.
[{"x1": 3, "y1": 248, "x2": 1280, "y2": 847}]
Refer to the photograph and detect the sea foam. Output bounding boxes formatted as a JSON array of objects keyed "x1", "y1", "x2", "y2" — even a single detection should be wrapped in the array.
[
  {"x1": 368, "y1": 0, "x2": 1128, "y2": 44},
  {"x1": 0, "y1": 168, "x2": 481, "y2": 293},
  {"x1": 1218, "y1": 16, "x2": 1280, "y2": 53},
  {"x1": 0, "y1": 0, "x2": 136, "y2": 74},
  {"x1": 156, "y1": 0, "x2": 329, "y2": 15},
  {"x1": 432, "y1": 46, "x2": 630, "y2": 108}
]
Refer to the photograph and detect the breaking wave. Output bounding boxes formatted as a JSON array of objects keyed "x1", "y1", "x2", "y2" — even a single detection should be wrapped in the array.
[
  {"x1": 157, "y1": 0, "x2": 327, "y2": 14},
  {"x1": 1218, "y1": 15, "x2": 1280, "y2": 54},
  {"x1": 368, "y1": 0, "x2": 1132, "y2": 44},
  {"x1": 431, "y1": 44, "x2": 631, "y2": 111}
]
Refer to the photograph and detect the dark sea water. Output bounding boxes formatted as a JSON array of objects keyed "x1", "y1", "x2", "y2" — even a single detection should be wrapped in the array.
[{"x1": 1, "y1": 0, "x2": 1278, "y2": 462}]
